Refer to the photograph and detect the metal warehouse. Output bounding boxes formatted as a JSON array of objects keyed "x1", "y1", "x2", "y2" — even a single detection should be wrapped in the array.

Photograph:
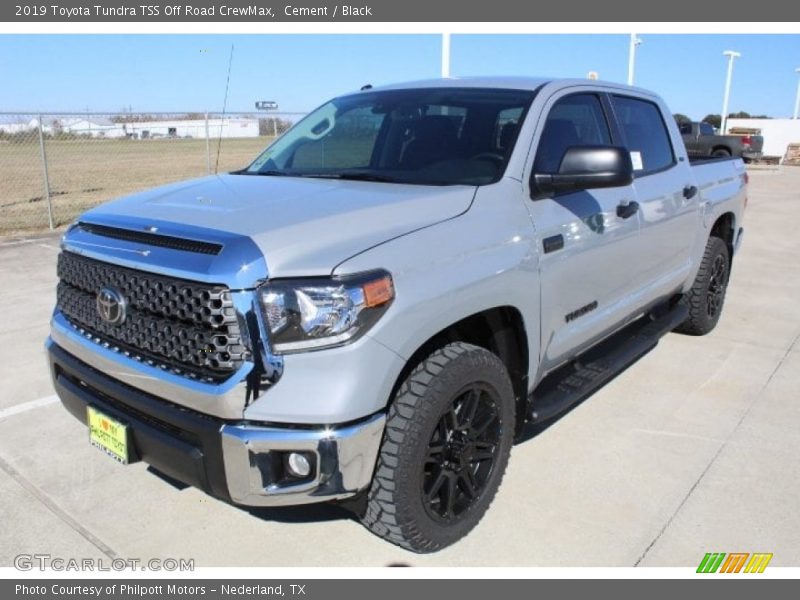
[{"x1": 0, "y1": 116, "x2": 261, "y2": 139}]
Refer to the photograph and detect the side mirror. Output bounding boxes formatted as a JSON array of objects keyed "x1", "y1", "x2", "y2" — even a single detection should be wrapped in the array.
[{"x1": 532, "y1": 145, "x2": 634, "y2": 199}]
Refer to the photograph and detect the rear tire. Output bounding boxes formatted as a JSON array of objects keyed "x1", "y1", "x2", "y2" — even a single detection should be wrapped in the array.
[
  {"x1": 711, "y1": 148, "x2": 731, "y2": 158},
  {"x1": 675, "y1": 236, "x2": 730, "y2": 336},
  {"x1": 361, "y1": 342, "x2": 515, "y2": 553}
]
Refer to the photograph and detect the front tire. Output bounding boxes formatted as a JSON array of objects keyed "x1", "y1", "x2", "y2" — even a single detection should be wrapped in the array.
[
  {"x1": 675, "y1": 236, "x2": 731, "y2": 336},
  {"x1": 361, "y1": 342, "x2": 515, "y2": 553}
]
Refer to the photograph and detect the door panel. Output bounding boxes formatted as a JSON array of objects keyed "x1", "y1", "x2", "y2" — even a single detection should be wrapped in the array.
[
  {"x1": 529, "y1": 187, "x2": 641, "y2": 369},
  {"x1": 525, "y1": 92, "x2": 642, "y2": 372},
  {"x1": 610, "y1": 95, "x2": 699, "y2": 299}
]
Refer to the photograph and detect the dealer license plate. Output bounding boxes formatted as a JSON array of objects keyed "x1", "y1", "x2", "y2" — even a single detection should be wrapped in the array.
[{"x1": 87, "y1": 406, "x2": 129, "y2": 464}]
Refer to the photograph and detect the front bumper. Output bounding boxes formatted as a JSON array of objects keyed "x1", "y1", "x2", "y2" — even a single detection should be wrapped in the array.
[{"x1": 47, "y1": 338, "x2": 385, "y2": 507}]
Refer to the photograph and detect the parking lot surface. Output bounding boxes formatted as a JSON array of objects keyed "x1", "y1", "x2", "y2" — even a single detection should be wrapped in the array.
[{"x1": 1, "y1": 167, "x2": 798, "y2": 567}]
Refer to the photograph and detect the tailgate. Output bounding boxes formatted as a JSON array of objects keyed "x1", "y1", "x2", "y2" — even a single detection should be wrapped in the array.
[{"x1": 748, "y1": 136, "x2": 764, "y2": 153}]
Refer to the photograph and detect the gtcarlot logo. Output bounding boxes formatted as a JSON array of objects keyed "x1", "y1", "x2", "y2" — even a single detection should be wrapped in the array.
[{"x1": 13, "y1": 553, "x2": 194, "y2": 572}]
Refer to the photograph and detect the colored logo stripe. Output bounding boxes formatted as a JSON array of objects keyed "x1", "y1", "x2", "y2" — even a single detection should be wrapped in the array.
[
  {"x1": 697, "y1": 553, "x2": 726, "y2": 573},
  {"x1": 697, "y1": 552, "x2": 773, "y2": 573},
  {"x1": 720, "y1": 553, "x2": 749, "y2": 573},
  {"x1": 744, "y1": 553, "x2": 773, "y2": 573}
]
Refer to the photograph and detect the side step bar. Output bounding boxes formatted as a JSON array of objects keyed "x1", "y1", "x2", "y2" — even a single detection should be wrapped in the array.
[{"x1": 528, "y1": 303, "x2": 688, "y2": 423}]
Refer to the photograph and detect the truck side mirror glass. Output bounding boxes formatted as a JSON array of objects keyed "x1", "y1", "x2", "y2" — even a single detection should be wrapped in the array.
[{"x1": 531, "y1": 145, "x2": 634, "y2": 199}]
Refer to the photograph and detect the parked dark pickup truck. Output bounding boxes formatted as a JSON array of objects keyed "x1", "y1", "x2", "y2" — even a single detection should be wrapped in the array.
[{"x1": 679, "y1": 121, "x2": 763, "y2": 162}]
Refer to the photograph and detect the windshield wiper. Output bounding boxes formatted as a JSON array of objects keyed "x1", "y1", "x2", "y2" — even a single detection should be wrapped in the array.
[
  {"x1": 235, "y1": 170, "x2": 393, "y2": 181},
  {"x1": 242, "y1": 170, "x2": 293, "y2": 177},
  {"x1": 297, "y1": 172, "x2": 404, "y2": 183},
  {"x1": 332, "y1": 172, "x2": 401, "y2": 183},
  {"x1": 238, "y1": 170, "x2": 448, "y2": 185}
]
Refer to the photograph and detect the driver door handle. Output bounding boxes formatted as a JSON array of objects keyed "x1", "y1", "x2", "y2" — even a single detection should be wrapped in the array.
[
  {"x1": 683, "y1": 185, "x2": 698, "y2": 199},
  {"x1": 616, "y1": 200, "x2": 639, "y2": 219}
]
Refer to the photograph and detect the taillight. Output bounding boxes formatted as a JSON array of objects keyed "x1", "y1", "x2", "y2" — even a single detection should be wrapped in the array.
[{"x1": 741, "y1": 135, "x2": 752, "y2": 147}]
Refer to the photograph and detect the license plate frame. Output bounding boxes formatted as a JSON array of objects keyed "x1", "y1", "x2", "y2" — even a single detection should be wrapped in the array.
[{"x1": 87, "y1": 405, "x2": 130, "y2": 464}]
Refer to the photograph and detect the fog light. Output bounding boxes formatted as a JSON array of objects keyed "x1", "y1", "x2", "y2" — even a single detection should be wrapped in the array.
[{"x1": 286, "y1": 452, "x2": 312, "y2": 478}]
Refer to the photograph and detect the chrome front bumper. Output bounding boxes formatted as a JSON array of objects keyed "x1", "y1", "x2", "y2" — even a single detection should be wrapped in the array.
[
  {"x1": 221, "y1": 413, "x2": 386, "y2": 506},
  {"x1": 48, "y1": 337, "x2": 386, "y2": 507}
]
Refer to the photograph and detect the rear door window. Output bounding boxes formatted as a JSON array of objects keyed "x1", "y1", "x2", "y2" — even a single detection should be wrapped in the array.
[{"x1": 611, "y1": 95, "x2": 676, "y2": 175}]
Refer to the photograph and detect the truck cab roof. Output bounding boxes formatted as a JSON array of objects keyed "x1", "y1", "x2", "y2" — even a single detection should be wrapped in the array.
[{"x1": 355, "y1": 76, "x2": 660, "y2": 98}]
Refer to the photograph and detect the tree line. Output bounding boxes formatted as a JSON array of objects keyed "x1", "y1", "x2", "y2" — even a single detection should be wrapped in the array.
[{"x1": 673, "y1": 112, "x2": 772, "y2": 129}]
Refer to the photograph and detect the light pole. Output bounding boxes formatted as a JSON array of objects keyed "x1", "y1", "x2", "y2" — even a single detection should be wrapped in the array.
[
  {"x1": 793, "y1": 67, "x2": 800, "y2": 120},
  {"x1": 720, "y1": 50, "x2": 741, "y2": 135},
  {"x1": 627, "y1": 33, "x2": 642, "y2": 86},
  {"x1": 441, "y1": 33, "x2": 451, "y2": 78}
]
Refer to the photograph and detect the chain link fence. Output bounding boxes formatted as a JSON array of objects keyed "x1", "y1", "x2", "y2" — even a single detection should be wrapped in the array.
[{"x1": 0, "y1": 111, "x2": 306, "y2": 234}]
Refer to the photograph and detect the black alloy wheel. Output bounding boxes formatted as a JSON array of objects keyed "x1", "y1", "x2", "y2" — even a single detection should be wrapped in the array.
[
  {"x1": 706, "y1": 253, "x2": 728, "y2": 318},
  {"x1": 361, "y1": 342, "x2": 515, "y2": 552},
  {"x1": 675, "y1": 235, "x2": 731, "y2": 336},
  {"x1": 423, "y1": 384, "x2": 501, "y2": 522}
]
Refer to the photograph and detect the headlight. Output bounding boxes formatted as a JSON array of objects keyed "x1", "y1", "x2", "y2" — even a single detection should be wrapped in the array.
[{"x1": 259, "y1": 270, "x2": 394, "y2": 354}]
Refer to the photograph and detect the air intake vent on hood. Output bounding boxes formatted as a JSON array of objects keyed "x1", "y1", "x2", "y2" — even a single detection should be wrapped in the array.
[{"x1": 78, "y1": 222, "x2": 223, "y2": 255}]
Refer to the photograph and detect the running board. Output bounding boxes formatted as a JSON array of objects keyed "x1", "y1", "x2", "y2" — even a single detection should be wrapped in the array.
[{"x1": 528, "y1": 304, "x2": 688, "y2": 423}]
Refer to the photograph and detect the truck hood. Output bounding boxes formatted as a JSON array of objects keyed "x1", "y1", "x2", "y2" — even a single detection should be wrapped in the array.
[{"x1": 82, "y1": 174, "x2": 476, "y2": 277}]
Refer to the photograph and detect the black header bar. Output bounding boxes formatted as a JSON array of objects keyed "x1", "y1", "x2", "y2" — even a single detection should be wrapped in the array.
[
  {"x1": 3, "y1": 578, "x2": 795, "y2": 600},
  {"x1": 2, "y1": 0, "x2": 797, "y2": 22}
]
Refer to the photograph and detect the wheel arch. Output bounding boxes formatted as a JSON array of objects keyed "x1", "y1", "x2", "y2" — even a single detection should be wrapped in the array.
[
  {"x1": 710, "y1": 211, "x2": 736, "y2": 263},
  {"x1": 387, "y1": 306, "x2": 530, "y2": 433}
]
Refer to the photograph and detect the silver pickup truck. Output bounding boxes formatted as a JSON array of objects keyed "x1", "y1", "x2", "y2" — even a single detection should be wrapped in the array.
[{"x1": 47, "y1": 77, "x2": 746, "y2": 553}]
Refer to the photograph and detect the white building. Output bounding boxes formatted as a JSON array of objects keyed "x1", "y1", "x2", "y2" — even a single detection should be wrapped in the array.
[
  {"x1": 0, "y1": 119, "x2": 34, "y2": 134},
  {"x1": 727, "y1": 118, "x2": 800, "y2": 162},
  {"x1": 59, "y1": 117, "x2": 128, "y2": 138},
  {"x1": 125, "y1": 118, "x2": 260, "y2": 139},
  {"x1": 0, "y1": 116, "x2": 261, "y2": 139}
]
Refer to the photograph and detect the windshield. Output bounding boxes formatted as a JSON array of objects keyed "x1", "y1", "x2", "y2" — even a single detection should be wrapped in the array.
[{"x1": 243, "y1": 87, "x2": 536, "y2": 186}]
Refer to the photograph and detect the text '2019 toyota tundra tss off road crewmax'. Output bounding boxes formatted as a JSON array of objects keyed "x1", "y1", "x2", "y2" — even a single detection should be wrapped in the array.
[{"x1": 48, "y1": 77, "x2": 746, "y2": 552}]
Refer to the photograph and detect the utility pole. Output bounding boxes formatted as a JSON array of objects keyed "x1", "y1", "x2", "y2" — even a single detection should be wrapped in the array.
[
  {"x1": 793, "y1": 67, "x2": 800, "y2": 120},
  {"x1": 441, "y1": 33, "x2": 451, "y2": 78},
  {"x1": 627, "y1": 34, "x2": 642, "y2": 86},
  {"x1": 720, "y1": 50, "x2": 741, "y2": 135}
]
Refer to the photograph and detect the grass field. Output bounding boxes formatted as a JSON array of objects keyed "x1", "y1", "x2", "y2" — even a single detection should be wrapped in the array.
[{"x1": 0, "y1": 137, "x2": 273, "y2": 233}]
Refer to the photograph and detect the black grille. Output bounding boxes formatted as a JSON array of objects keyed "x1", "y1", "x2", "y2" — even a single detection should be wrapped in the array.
[
  {"x1": 56, "y1": 252, "x2": 248, "y2": 382},
  {"x1": 77, "y1": 222, "x2": 223, "y2": 255}
]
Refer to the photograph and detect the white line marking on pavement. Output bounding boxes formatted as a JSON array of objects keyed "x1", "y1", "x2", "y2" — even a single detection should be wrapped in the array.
[
  {"x1": 632, "y1": 428, "x2": 724, "y2": 444},
  {"x1": 0, "y1": 238, "x2": 50, "y2": 247},
  {"x1": 0, "y1": 395, "x2": 59, "y2": 420},
  {"x1": 37, "y1": 243, "x2": 60, "y2": 250},
  {"x1": 0, "y1": 455, "x2": 118, "y2": 559}
]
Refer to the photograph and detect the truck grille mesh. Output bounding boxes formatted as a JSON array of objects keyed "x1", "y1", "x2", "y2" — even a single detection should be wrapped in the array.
[{"x1": 56, "y1": 251, "x2": 248, "y2": 382}]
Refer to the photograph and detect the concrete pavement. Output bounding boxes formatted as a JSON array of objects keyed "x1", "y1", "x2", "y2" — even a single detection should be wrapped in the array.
[{"x1": 0, "y1": 167, "x2": 798, "y2": 567}]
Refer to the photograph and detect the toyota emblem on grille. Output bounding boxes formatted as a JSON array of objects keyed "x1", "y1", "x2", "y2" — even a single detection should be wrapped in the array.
[{"x1": 96, "y1": 287, "x2": 127, "y2": 326}]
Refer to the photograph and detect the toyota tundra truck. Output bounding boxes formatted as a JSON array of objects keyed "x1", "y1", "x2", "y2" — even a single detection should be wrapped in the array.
[
  {"x1": 47, "y1": 77, "x2": 746, "y2": 553},
  {"x1": 678, "y1": 120, "x2": 763, "y2": 162}
]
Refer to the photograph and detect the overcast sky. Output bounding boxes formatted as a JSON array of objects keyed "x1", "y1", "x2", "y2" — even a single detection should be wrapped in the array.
[{"x1": 1, "y1": 34, "x2": 798, "y2": 119}]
